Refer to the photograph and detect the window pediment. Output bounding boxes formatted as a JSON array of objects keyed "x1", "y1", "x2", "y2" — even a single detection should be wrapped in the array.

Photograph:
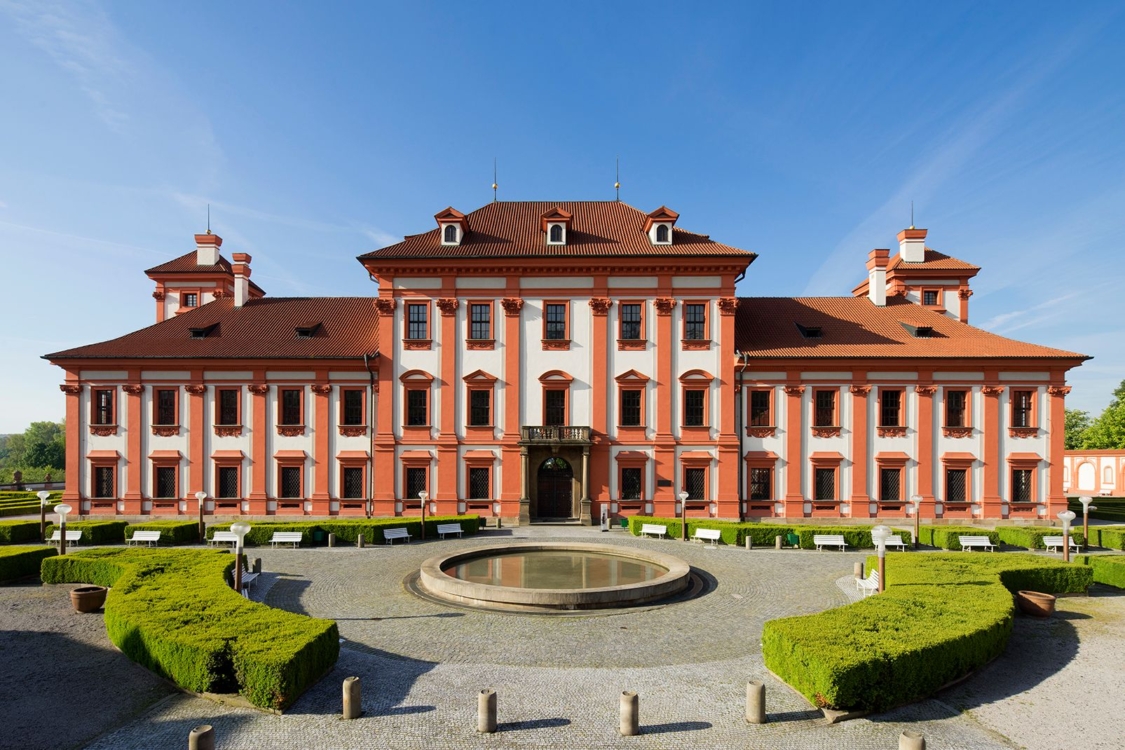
[
  {"x1": 400, "y1": 369, "x2": 435, "y2": 384},
  {"x1": 539, "y1": 369, "x2": 573, "y2": 384},
  {"x1": 679, "y1": 369, "x2": 714, "y2": 383},
  {"x1": 463, "y1": 369, "x2": 498, "y2": 384},
  {"x1": 615, "y1": 369, "x2": 650, "y2": 384}
]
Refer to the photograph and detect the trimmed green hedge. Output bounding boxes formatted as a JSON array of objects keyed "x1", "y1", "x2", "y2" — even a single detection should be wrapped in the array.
[
  {"x1": 127, "y1": 521, "x2": 200, "y2": 544},
  {"x1": 41, "y1": 548, "x2": 338, "y2": 710},
  {"x1": 0, "y1": 491, "x2": 62, "y2": 518},
  {"x1": 795, "y1": 526, "x2": 910, "y2": 550},
  {"x1": 1075, "y1": 554, "x2": 1125, "y2": 588},
  {"x1": 0, "y1": 520, "x2": 42, "y2": 544},
  {"x1": 995, "y1": 525, "x2": 1086, "y2": 550},
  {"x1": 1069, "y1": 497, "x2": 1125, "y2": 523},
  {"x1": 205, "y1": 515, "x2": 483, "y2": 546},
  {"x1": 917, "y1": 525, "x2": 1001, "y2": 550},
  {"x1": 1087, "y1": 526, "x2": 1125, "y2": 551},
  {"x1": 626, "y1": 516, "x2": 910, "y2": 549},
  {"x1": 0, "y1": 546, "x2": 56, "y2": 581},
  {"x1": 762, "y1": 553, "x2": 1091, "y2": 712},
  {"x1": 45, "y1": 520, "x2": 129, "y2": 545}
]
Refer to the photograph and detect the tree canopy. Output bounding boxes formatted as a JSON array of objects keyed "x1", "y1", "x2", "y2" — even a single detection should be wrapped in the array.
[
  {"x1": 0, "y1": 421, "x2": 65, "y2": 471},
  {"x1": 1074, "y1": 379, "x2": 1125, "y2": 450}
]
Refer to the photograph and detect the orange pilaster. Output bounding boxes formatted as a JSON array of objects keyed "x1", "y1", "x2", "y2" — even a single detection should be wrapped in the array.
[
  {"x1": 653, "y1": 294, "x2": 675, "y2": 515},
  {"x1": 310, "y1": 381, "x2": 331, "y2": 514},
  {"x1": 436, "y1": 298, "x2": 459, "y2": 515},
  {"x1": 915, "y1": 382, "x2": 936, "y2": 518},
  {"x1": 60, "y1": 381, "x2": 82, "y2": 504},
  {"x1": 248, "y1": 381, "x2": 269, "y2": 514},
  {"x1": 1047, "y1": 384, "x2": 1070, "y2": 517},
  {"x1": 187, "y1": 381, "x2": 205, "y2": 514},
  {"x1": 981, "y1": 383, "x2": 1002, "y2": 518},
  {"x1": 500, "y1": 296, "x2": 523, "y2": 515},
  {"x1": 716, "y1": 298, "x2": 739, "y2": 518},
  {"x1": 848, "y1": 384, "x2": 870, "y2": 517},
  {"x1": 589, "y1": 296, "x2": 610, "y2": 521},
  {"x1": 373, "y1": 297, "x2": 397, "y2": 516},
  {"x1": 123, "y1": 379, "x2": 143, "y2": 514},
  {"x1": 784, "y1": 384, "x2": 805, "y2": 517}
]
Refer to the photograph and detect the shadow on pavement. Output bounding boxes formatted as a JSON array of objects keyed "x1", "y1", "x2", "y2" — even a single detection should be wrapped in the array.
[
  {"x1": 497, "y1": 717, "x2": 572, "y2": 731},
  {"x1": 641, "y1": 720, "x2": 712, "y2": 734}
]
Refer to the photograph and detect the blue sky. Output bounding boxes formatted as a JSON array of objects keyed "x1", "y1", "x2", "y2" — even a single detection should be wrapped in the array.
[{"x1": 1, "y1": 1, "x2": 1123, "y2": 433}]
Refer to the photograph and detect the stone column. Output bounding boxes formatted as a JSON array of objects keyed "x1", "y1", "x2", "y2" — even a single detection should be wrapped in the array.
[
  {"x1": 580, "y1": 446, "x2": 592, "y2": 524},
  {"x1": 519, "y1": 447, "x2": 531, "y2": 524}
]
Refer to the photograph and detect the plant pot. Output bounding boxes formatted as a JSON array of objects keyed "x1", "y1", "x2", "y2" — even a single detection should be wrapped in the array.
[
  {"x1": 70, "y1": 585, "x2": 108, "y2": 614},
  {"x1": 1016, "y1": 590, "x2": 1056, "y2": 618}
]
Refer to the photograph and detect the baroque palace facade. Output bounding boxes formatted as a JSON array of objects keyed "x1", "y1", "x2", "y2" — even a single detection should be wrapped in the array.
[{"x1": 46, "y1": 200, "x2": 1087, "y2": 524}]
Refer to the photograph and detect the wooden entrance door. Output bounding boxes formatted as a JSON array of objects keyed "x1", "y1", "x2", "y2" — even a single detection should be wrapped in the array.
[{"x1": 537, "y1": 457, "x2": 574, "y2": 518}]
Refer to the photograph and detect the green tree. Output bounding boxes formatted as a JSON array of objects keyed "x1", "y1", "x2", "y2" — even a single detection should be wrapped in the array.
[
  {"x1": 1065, "y1": 409, "x2": 1091, "y2": 450},
  {"x1": 1080, "y1": 379, "x2": 1125, "y2": 450},
  {"x1": 0, "y1": 421, "x2": 66, "y2": 470}
]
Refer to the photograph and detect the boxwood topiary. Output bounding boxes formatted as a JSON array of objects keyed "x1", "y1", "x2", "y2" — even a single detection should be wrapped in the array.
[
  {"x1": 916, "y1": 525, "x2": 1000, "y2": 550},
  {"x1": 127, "y1": 520, "x2": 200, "y2": 544},
  {"x1": 205, "y1": 515, "x2": 482, "y2": 546},
  {"x1": 995, "y1": 525, "x2": 1086, "y2": 550},
  {"x1": 1075, "y1": 554, "x2": 1125, "y2": 588},
  {"x1": 0, "y1": 520, "x2": 42, "y2": 544},
  {"x1": 1087, "y1": 526, "x2": 1125, "y2": 550},
  {"x1": 45, "y1": 520, "x2": 129, "y2": 545},
  {"x1": 0, "y1": 545, "x2": 57, "y2": 581}
]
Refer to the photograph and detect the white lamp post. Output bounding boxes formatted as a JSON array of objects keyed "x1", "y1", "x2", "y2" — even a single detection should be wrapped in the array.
[
  {"x1": 195, "y1": 491, "x2": 208, "y2": 545},
  {"x1": 678, "y1": 491, "x2": 689, "y2": 541},
  {"x1": 419, "y1": 491, "x2": 428, "y2": 540},
  {"x1": 871, "y1": 524, "x2": 893, "y2": 593},
  {"x1": 1057, "y1": 510, "x2": 1076, "y2": 563},
  {"x1": 37, "y1": 490, "x2": 51, "y2": 543},
  {"x1": 910, "y1": 494, "x2": 923, "y2": 550},
  {"x1": 55, "y1": 503, "x2": 73, "y2": 556},
  {"x1": 230, "y1": 521, "x2": 251, "y2": 593},
  {"x1": 1078, "y1": 496, "x2": 1094, "y2": 552}
]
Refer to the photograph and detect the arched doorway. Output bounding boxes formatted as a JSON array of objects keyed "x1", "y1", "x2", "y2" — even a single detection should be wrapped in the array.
[{"x1": 537, "y1": 456, "x2": 574, "y2": 518}]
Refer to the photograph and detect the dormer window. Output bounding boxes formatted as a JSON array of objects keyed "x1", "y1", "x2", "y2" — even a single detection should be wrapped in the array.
[
  {"x1": 541, "y1": 207, "x2": 572, "y2": 246},
  {"x1": 644, "y1": 206, "x2": 679, "y2": 245},
  {"x1": 548, "y1": 223, "x2": 564, "y2": 244},
  {"x1": 189, "y1": 323, "x2": 218, "y2": 339},
  {"x1": 796, "y1": 323, "x2": 822, "y2": 339},
  {"x1": 295, "y1": 322, "x2": 321, "y2": 338},
  {"x1": 434, "y1": 207, "x2": 467, "y2": 246}
]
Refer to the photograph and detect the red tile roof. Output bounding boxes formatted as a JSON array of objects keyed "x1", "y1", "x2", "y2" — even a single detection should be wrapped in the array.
[
  {"x1": 44, "y1": 298, "x2": 380, "y2": 361},
  {"x1": 735, "y1": 297, "x2": 1086, "y2": 360},
  {"x1": 145, "y1": 251, "x2": 266, "y2": 294},
  {"x1": 360, "y1": 201, "x2": 755, "y2": 261},
  {"x1": 887, "y1": 248, "x2": 979, "y2": 272}
]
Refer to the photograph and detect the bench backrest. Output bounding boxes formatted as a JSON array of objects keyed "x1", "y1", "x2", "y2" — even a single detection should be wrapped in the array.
[
  {"x1": 641, "y1": 524, "x2": 667, "y2": 533},
  {"x1": 212, "y1": 532, "x2": 239, "y2": 541},
  {"x1": 695, "y1": 529, "x2": 722, "y2": 539},
  {"x1": 385, "y1": 528, "x2": 410, "y2": 537},
  {"x1": 436, "y1": 524, "x2": 461, "y2": 532},
  {"x1": 50, "y1": 530, "x2": 82, "y2": 540},
  {"x1": 959, "y1": 536, "x2": 991, "y2": 543},
  {"x1": 814, "y1": 535, "x2": 846, "y2": 542},
  {"x1": 271, "y1": 532, "x2": 304, "y2": 541},
  {"x1": 129, "y1": 531, "x2": 161, "y2": 540}
]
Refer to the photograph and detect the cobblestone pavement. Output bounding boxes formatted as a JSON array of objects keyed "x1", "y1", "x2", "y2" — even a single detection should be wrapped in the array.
[{"x1": 16, "y1": 525, "x2": 1125, "y2": 749}]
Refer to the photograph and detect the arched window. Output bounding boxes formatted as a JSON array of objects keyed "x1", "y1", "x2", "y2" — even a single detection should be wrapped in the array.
[
  {"x1": 656, "y1": 224, "x2": 669, "y2": 243},
  {"x1": 443, "y1": 224, "x2": 458, "y2": 244},
  {"x1": 549, "y1": 224, "x2": 563, "y2": 243},
  {"x1": 1106, "y1": 466, "x2": 1115, "y2": 485}
]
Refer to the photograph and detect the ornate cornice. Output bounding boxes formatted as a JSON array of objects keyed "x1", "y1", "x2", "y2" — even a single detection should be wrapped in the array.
[
  {"x1": 248, "y1": 384, "x2": 269, "y2": 395},
  {"x1": 783, "y1": 385, "x2": 805, "y2": 396},
  {"x1": 915, "y1": 385, "x2": 937, "y2": 396},
  {"x1": 214, "y1": 425, "x2": 243, "y2": 437},
  {"x1": 958, "y1": 288, "x2": 974, "y2": 300},
  {"x1": 812, "y1": 426, "x2": 842, "y2": 438},
  {"x1": 89, "y1": 425, "x2": 118, "y2": 437},
  {"x1": 876, "y1": 426, "x2": 908, "y2": 438},
  {"x1": 501, "y1": 298, "x2": 524, "y2": 317},
  {"x1": 942, "y1": 427, "x2": 973, "y2": 439},
  {"x1": 185, "y1": 384, "x2": 206, "y2": 395},
  {"x1": 122, "y1": 384, "x2": 144, "y2": 395},
  {"x1": 717, "y1": 297, "x2": 740, "y2": 316},
  {"x1": 981, "y1": 386, "x2": 1003, "y2": 396},
  {"x1": 403, "y1": 339, "x2": 431, "y2": 350},
  {"x1": 1047, "y1": 386, "x2": 1072, "y2": 397},
  {"x1": 849, "y1": 385, "x2": 871, "y2": 396},
  {"x1": 746, "y1": 426, "x2": 776, "y2": 438},
  {"x1": 375, "y1": 298, "x2": 396, "y2": 317},
  {"x1": 1008, "y1": 427, "x2": 1039, "y2": 438},
  {"x1": 152, "y1": 290, "x2": 165, "y2": 300},
  {"x1": 212, "y1": 289, "x2": 227, "y2": 299},
  {"x1": 151, "y1": 426, "x2": 180, "y2": 437},
  {"x1": 339, "y1": 426, "x2": 368, "y2": 437},
  {"x1": 654, "y1": 298, "x2": 676, "y2": 316},
  {"x1": 60, "y1": 384, "x2": 82, "y2": 395},
  {"x1": 277, "y1": 425, "x2": 306, "y2": 437},
  {"x1": 589, "y1": 298, "x2": 612, "y2": 316},
  {"x1": 436, "y1": 298, "x2": 459, "y2": 317},
  {"x1": 542, "y1": 339, "x2": 571, "y2": 351},
  {"x1": 310, "y1": 384, "x2": 332, "y2": 395},
  {"x1": 466, "y1": 340, "x2": 494, "y2": 350}
]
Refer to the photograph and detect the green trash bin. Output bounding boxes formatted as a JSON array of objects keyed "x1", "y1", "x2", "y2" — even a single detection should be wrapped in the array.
[
  {"x1": 620, "y1": 518, "x2": 629, "y2": 530},
  {"x1": 785, "y1": 532, "x2": 800, "y2": 548}
]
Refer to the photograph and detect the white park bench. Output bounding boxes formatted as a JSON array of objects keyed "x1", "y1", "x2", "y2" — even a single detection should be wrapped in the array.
[
  {"x1": 856, "y1": 569, "x2": 880, "y2": 597},
  {"x1": 436, "y1": 523, "x2": 463, "y2": 539},
  {"x1": 239, "y1": 571, "x2": 260, "y2": 597},
  {"x1": 693, "y1": 528, "x2": 722, "y2": 549},
  {"x1": 884, "y1": 534, "x2": 907, "y2": 551},
  {"x1": 383, "y1": 527, "x2": 411, "y2": 545},
  {"x1": 959, "y1": 535, "x2": 996, "y2": 552},
  {"x1": 269, "y1": 531, "x2": 303, "y2": 549},
  {"x1": 640, "y1": 524, "x2": 668, "y2": 539},
  {"x1": 46, "y1": 530, "x2": 82, "y2": 545},
  {"x1": 126, "y1": 530, "x2": 161, "y2": 547},
  {"x1": 1043, "y1": 535, "x2": 1079, "y2": 553},
  {"x1": 813, "y1": 534, "x2": 847, "y2": 551},
  {"x1": 209, "y1": 531, "x2": 239, "y2": 547}
]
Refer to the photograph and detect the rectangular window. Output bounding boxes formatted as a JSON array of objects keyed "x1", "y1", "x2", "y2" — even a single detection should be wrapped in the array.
[
  {"x1": 154, "y1": 466, "x2": 177, "y2": 499},
  {"x1": 684, "y1": 303, "x2": 706, "y2": 340},
  {"x1": 880, "y1": 468, "x2": 901, "y2": 502},
  {"x1": 407, "y1": 303, "x2": 428, "y2": 340},
  {"x1": 1012, "y1": 469, "x2": 1033, "y2": 502},
  {"x1": 749, "y1": 468, "x2": 772, "y2": 500},
  {"x1": 620, "y1": 390, "x2": 642, "y2": 427},
  {"x1": 182, "y1": 292, "x2": 198, "y2": 308},
  {"x1": 544, "y1": 390, "x2": 566, "y2": 426},
  {"x1": 684, "y1": 468, "x2": 706, "y2": 500},
  {"x1": 280, "y1": 466, "x2": 302, "y2": 498},
  {"x1": 945, "y1": 390, "x2": 967, "y2": 427},
  {"x1": 922, "y1": 290, "x2": 939, "y2": 306},
  {"x1": 405, "y1": 467, "x2": 427, "y2": 501},
  {"x1": 94, "y1": 467, "x2": 115, "y2": 498},
  {"x1": 946, "y1": 468, "x2": 967, "y2": 503},
  {"x1": 815, "y1": 468, "x2": 835, "y2": 501},
  {"x1": 1011, "y1": 390, "x2": 1033, "y2": 428},
  {"x1": 545, "y1": 303, "x2": 567, "y2": 340},
  {"x1": 218, "y1": 466, "x2": 239, "y2": 498},
  {"x1": 407, "y1": 389, "x2": 428, "y2": 426},
  {"x1": 469, "y1": 390, "x2": 491, "y2": 426},
  {"x1": 749, "y1": 390, "x2": 772, "y2": 426},
  {"x1": 684, "y1": 390, "x2": 705, "y2": 427},
  {"x1": 93, "y1": 389, "x2": 114, "y2": 425},
  {"x1": 880, "y1": 389, "x2": 902, "y2": 427},
  {"x1": 621, "y1": 467, "x2": 642, "y2": 500},
  {"x1": 217, "y1": 389, "x2": 239, "y2": 425},
  {"x1": 469, "y1": 467, "x2": 490, "y2": 499},
  {"x1": 342, "y1": 390, "x2": 364, "y2": 426},
  {"x1": 814, "y1": 390, "x2": 835, "y2": 427},
  {"x1": 342, "y1": 467, "x2": 364, "y2": 499},
  {"x1": 619, "y1": 303, "x2": 642, "y2": 340},
  {"x1": 470, "y1": 303, "x2": 491, "y2": 340},
  {"x1": 155, "y1": 388, "x2": 177, "y2": 425},
  {"x1": 281, "y1": 389, "x2": 302, "y2": 425}
]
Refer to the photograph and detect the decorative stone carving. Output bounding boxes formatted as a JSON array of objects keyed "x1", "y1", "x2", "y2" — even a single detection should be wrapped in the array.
[
  {"x1": 404, "y1": 339, "x2": 431, "y2": 350},
  {"x1": 915, "y1": 385, "x2": 937, "y2": 395},
  {"x1": 248, "y1": 384, "x2": 269, "y2": 395},
  {"x1": 212, "y1": 289, "x2": 227, "y2": 299},
  {"x1": 981, "y1": 386, "x2": 1003, "y2": 396},
  {"x1": 681, "y1": 339, "x2": 711, "y2": 350},
  {"x1": 653, "y1": 298, "x2": 676, "y2": 316},
  {"x1": 501, "y1": 298, "x2": 524, "y2": 317},
  {"x1": 311, "y1": 384, "x2": 332, "y2": 395},
  {"x1": 812, "y1": 426, "x2": 842, "y2": 438},
  {"x1": 466, "y1": 340, "x2": 494, "y2": 350},
  {"x1": 185, "y1": 385, "x2": 206, "y2": 395},
  {"x1": 717, "y1": 298, "x2": 740, "y2": 316},
  {"x1": 942, "y1": 427, "x2": 973, "y2": 439},
  {"x1": 746, "y1": 426, "x2": 776, "y2": 438},
  {"x1": 277, "y1": 425, "x2": 305, "y2": 437},
  {"x1": 122, "y1": 384, "x2": 144, "y2": 395},
  {"x1": 375, "y1": 298, "x2": 396, "y2": 317},
  {"x1": 152, "y1": 290, "x2": 165, "y2": 300},
  {"x1": 617, "y1": 339, "x2": 646, "y2": 351},
  {"x1": 436, "y1": 298, "x2": 459, "y2": 316},
  {"x1": 214, "y1": 425, "x2": 243, "y2": 437},
  {"x1": 849, "y1": 385, "x2": 871, "y2": 395},
  {"x1": 876, "y1": 426, "x2": 908, "y2": 438},
  {"x1": 783, "y1": 385, "x2": 805, "y2": 396},
  {"x1": 60, "y1": 384, "x2": 82, "y2": 394},
  {"x1": 1047, "y1": 386, "x2": 1072, "y2": 397},
  {"x1": 1008, "y1": 427, "x2": 1039, "y2": 438},
  {"x1": 152, "y1": 426, "x2": 180, "y2": 437},
  {"x1": 542, "y1": 339, "x2": 570, "y2": 351},
  {"x1": 958, "y1": 288, "x2": 974, "y2": 300},
  {"x1": 589, "y1": 298, "x2": 612, "y2": 316},
  {"x1": 90, "y1": 425, "x2": 117, "y2": 437},
  {"x1": 339, "y1": 426, "x2": 368, "y2": 437}
]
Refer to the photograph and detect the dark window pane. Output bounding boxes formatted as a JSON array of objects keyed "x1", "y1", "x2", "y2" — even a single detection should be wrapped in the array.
[
  {"x1": 1012, "y1": 391, "x2": 1033, "y2": 428},
  {"x1": 94, "y1": 390, "x2": 114, "y2": 425},
  {"x1": 749, "y1": 468, "x2": 772, "y2": 500},
  {"x1": 218, "y1": 389, "x2": 239, "y2": 425},
  {"x1": 880, "y1": 390, "x2": 902, "y2": 427},
  {"x1": 684, "y1": 390, "x2": 705, "y2": 426},
  {"x1": 342, "y1": 467, "x2": 364, "y2": 499},
  {"x1": 469, "y1": 390, "x2": 491, "y2": 426},
  {"x1": 656, "y1": 224, "x2": 669, "y2": 243},
  {"x1": 621, "y1": 468, "x2": 642, "y2": 500},
  {"x1": 155, "y1": 389, "x2": 176, "y2": 425},
  {"x1": 155, "y1": 466, "x2": 177, "y2": 498},
  {"x1": 343, "y1": 390, "x2": 364, "y2": 425},
  {"x1": 443, "y1": 224, "x2": 457, "y2": 243},
  {"x1": 815, "y1": 468, "x2": 835, "y2": 500},
  {"x1": 620, "y1": 390, "x2": 642, "y2": 426},
  {"x1": 1012, "y1": 469, "x2": 1033, "y2": 502},
  {"x1": 549, "y1": 224, "x2": 563, "y2": 243},
  {"x1": 94, "y1": 467, "x2": 114, "y2": 498},
  {"x1": 815, "y1": 390, "x2": 835, "y2": 427},
  {"x1": 545, "y1": 304, "x2": 567, "y2": 340},
  {"x1": 281, "y1": 389, "x2": 302, "y2": 425},
  {"x1": 684, "y1": 304, "x2": 706, "y2": 340},
  {"x1": 405, "y1": 467, "x2": 427, "y2": 501},
  {"x1": 880, "y1": 468, "x2": 900, "y2": 501},
  {"x1": 183, "y1": 293, "x2": 198, "y2": 308},
  {"x1": 407, "y1": 389, "x2": 428, "y2": 426},
  {"x1": 545, "y1": 390, "x2": 566, "y2": 426},
  {"x1": 218, "y1": 466, "x2": 239, "y2": 498},
  {"x1": 620, "y1": 304, "x2": 641, "y2": 340},
  {"x1": 946, "y1": 390, "x2": 965, "y2": 428},
  {"x1": 923, "y1": 290, "x2": 938, "y2": 306},
  {"x1": 947, "y1": 469, "x2": 966, "y2": 503},
  {"x1": 749, "y1": 391, "x2": 771, "y2": 426},
  {"x1": 408, "y1": 304, "x2": 428, "y2": 340},
  {"x1": 469, "y1": 468, "x2": 490, "y2": 499},
  {"x1": 685, "y1": 468, "x2": 706, "y2": 500},
  {"x1": 470, "y1": 303, "x2": 491, "y2": 340},
  {"x1": 281, "y1": 467, "x2": 302, "y2": 498}
]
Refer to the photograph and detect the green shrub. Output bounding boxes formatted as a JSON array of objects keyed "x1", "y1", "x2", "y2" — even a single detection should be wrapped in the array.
[
  {"x1": 1069, "y1": 497, "x2": 1125, "y2": 523},
  {"x1": 995, "y1": 525, "x2": 1086, "y2": 549},
  {"x1": 205, "y1": 515, "x2": 482, "y2": 546},
  {"x1": 795, "y1": 526, "x2": 910, "y2": 550},
  {"x1": 762, "y1": 553, "x2": 1091, "y2": 712},
  {"x1": 0, "y1": 491, "x2": 62, "y2": 518},
  {"x1": 41, "y1": 548, "x2": 338, "y2": 710},
  {"x1": 917, "y1": 525, "x2": 1000, "y2": 550},
  {"x1": 45, "y1": 520, "x2": 129, "y2": 545},
  {"x1": 0, "y1": 520, "x2": 42, "y2": 544},
  {"x1": 1075, "y1": 554, "x2": 1125, "y2": 589},
  {"x1": 1087, "y1": 526, "x2": 1125, "y2": 550},
  {"x1": 627, "y1": 516, "x2": 802, "y2": 546},
  {"x1": 0, "y1": 546, "x2": 56, "y2": 581},
  {"x1": 127, "y1": 521, "x2": 200, "y2": 544}
]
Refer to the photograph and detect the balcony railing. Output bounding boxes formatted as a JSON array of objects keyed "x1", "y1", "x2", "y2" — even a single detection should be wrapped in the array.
[{"x1": 520, "y1": 426, "x2": 591, "y2": 444}]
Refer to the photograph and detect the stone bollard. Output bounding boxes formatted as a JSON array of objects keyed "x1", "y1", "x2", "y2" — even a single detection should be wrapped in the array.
[
  {"x1": 619, "y1": 691, "x2": 639, "y2": 736},
  {"x1": 328, "y1": 533, "x2": 336, "y2": 548},
  {"x1": 477, "y1": 689, "x2": 497, "y2": 733},
  {"x1": 497, "y1": 518, "x2": 503, "y2": 529},
  {"x1": 342, "y1": 676, "x2": 362, "y2": 719},
  {"x1": 745, "y1": 680, "x2": 766, "y2": 724},
  {"x1": 854, "y1": 561, "x2": 864, "y2": 579},
  {"x1": 252, "y1": 557, "x2": 262, "y2": 575},
  {"x1": 899, "y1": 730, "x2": 925, "y2": 750},
  {"x1": 357, "y1": 533, "x2": 366, "y2": 548},
  {"x1": 775, "y1": 535, "x2": 782, "y2": 550},
  {"x1": 188, "y1": 724, "x2": 215, "y2": 750},
  {"x1": 745, "y1": 536, "x2": 752, "y2": 550}
]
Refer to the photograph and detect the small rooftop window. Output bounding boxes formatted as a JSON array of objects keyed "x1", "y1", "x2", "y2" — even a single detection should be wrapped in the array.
[
  {"x1": 900, "y1": 322, "x2": 934, "y2": 338},
  {"x1": 796, "y1": 323, "x2": 822, "y2": 339},
  {"x1": 189, "y1": 323, "x2": 218, "y2": 339},
  {"x1": 295, "y1": 322, "x2": 322, "y2": 338}
]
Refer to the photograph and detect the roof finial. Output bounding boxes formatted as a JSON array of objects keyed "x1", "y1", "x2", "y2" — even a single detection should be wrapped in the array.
[
  {"x1": 910, "y1": 200, "x2": 914, "y2": 230},
  {"x1": 614, "y1": 156, "x2": 620, "y2": 201},
  {"x1": 206, "y1": 203, "x2": 211, "y2": 234},
  {"x1": 492, "y1": 158, "x2": 498, "y2": 203}
]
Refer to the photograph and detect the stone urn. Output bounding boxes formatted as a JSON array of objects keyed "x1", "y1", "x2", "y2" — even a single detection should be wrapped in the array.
[
  {"x1": 70, "y1": 586, "x2": 108, "y2": 613},
  {"x1": 1016, "y1": 590, "x2": 1056, "y2": 618}
]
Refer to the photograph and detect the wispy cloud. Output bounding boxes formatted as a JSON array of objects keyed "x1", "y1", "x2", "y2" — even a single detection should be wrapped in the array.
[
  {"x1": 0, "y1": 199, "x2": 7, "y2": 210},
  {"x1": 0, "y1": 219, "x2": 167, "y2": 259},
  {"x1": 979, "y1": 291, "x2": 1084, "y2": 334}
]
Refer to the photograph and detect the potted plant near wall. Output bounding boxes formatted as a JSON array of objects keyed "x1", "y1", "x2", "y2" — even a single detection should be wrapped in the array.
[
  {"x1": 70, "y1": 585, "x2": 108, "y2": 613},
  {"x1": 1015, "y1": 590, "x2": 1056, "y2": 618}
]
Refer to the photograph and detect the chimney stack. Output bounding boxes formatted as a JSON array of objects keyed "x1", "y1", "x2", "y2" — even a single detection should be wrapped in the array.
[
  {"x1": 867, "y1": 249, "x2": 890, "y2": 306},
  {"x1": 232, "y1": 253, "x2": 252, "y2": 307},
  {"x1": 195, "y1": 233, "x2": 222, "y2": 266},
  {"x1": 897, "y1": 228, "x2": 927, "y2": 263}
]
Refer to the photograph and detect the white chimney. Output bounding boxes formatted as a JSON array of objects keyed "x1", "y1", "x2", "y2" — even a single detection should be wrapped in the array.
[
  {"x1": 897, "y1": 227, "x2": 927, "y2": 263},
  {"x1": 232, "y1": 252, "x2": 252, "y2": 307},
  {"x1": 195, "y1": 233, "x2": 222, "y2": 266},
  {"x1": 867, "y1": 249, "x2": 889, "y2": 306}
]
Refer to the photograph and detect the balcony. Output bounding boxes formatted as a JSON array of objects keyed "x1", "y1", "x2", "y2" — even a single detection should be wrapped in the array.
[{"x1": 520, "y1": 426, "x2": 591, "y2": 445}]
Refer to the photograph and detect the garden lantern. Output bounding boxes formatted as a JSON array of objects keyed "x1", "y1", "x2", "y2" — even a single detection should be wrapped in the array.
[
  {"x1": 1057, "y1": 510, "x2": 1076, "y2": 563},
  {"x1": 678, "y1": 491, "x2": 689, "y2": 541},
  {"x1": 1078, "y1": 496, "x2": 1094, "y2": 552},
  {"x1": 230, "y1": 521, "x2": 251, "y2": 593},
  {"x1": 195, "y1": 491, "x2": 208, "y2": 545},
  {"x1": 37, "y1": 490, "x2": 50, "y2": 543},
  {"x1": 870, "y1": 524, "x2": 893, "y2": 593},
  {"x1": 55, "y1": 503, "x2": 72, "y2": 556},
  {"x1": 910, "y1": 494, "x2": 923, "y2": 550},
  {"x1": 419, "y1": 491, "x2": 428, "y2": 540}
]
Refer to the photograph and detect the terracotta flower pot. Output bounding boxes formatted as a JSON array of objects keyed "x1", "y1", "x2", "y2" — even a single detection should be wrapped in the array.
[
  {"x1": 1016, "y1": 590, "x2": 1056, "y2": 618},
  {"x1": 70, "y1": 586, "x2": 108, "y2": 613}
]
